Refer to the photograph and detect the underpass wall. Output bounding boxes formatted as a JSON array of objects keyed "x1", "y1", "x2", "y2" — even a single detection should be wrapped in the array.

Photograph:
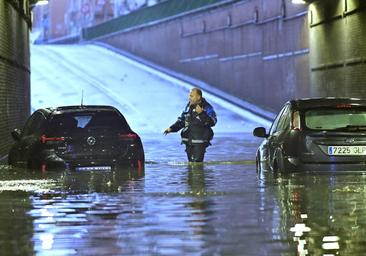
[
  {"x1": 0, "y1": 1, "x2": 31, "y2": 159},
  {"x1": 87, "y1": 0, "x2": 309, "y2": 113},
  {"x1": 309, "y1": 0, "x2": 366, "y2": 97}
]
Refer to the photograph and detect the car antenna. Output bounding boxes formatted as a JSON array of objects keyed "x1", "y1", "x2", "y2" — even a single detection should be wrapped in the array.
[{"x1": 81, "y1": 89, "x2": 84, "y2": 107}]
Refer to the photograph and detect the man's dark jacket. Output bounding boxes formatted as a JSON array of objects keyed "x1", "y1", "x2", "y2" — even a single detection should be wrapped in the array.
[{"x1": 169, "y1": 98, "x2": 217, "y2": 145}]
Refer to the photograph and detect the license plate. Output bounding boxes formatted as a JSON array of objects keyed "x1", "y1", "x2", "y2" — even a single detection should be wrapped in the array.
[
  {"x1": 328, "y1": 146, "x2": 366, "y2": 156},
  {"x1": 75, "y1": 166, "x2": 112, "y2": 171}
]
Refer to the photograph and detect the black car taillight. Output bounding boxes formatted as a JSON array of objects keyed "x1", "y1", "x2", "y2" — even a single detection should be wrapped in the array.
[
  {"x1": 118, "y1": 133, "x2": 140, "y2": 147},
  {"x1": 118, "y1": 133, "x2": 138, "y2": 140},
  {"x1": 291, "y1": 111, "x2": 302, "y2": 131},
  {"x1": 40, "y1": 135, "x2": 65, "y2": 144}
]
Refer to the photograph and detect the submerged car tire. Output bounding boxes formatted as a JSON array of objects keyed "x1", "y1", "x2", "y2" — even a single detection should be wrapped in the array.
[
  {"x1": 27, "y1": 159, "x2": 37, "y2": 170},
  {"x1": 8, "y1": 155, "x2": 14, "y2": 166},
  {"x1": 273, "y1": 156, "x2": 286, "y2": 173},
  {"x1": 272, "y1": 160, "x2": 278, "y2": 172}
]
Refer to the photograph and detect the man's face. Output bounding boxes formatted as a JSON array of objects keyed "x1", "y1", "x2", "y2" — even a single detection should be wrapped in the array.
[{"x1": 189, "y1": 90, "x2": 201, "y2": 105}]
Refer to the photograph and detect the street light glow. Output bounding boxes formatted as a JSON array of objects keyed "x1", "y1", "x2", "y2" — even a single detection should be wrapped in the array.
[
  {"x1": 35, "y1": 0, "x2": 49, "y2": 6},
  {"x1": 292, "y1": 0, "x2": 306, "y2": 4}
]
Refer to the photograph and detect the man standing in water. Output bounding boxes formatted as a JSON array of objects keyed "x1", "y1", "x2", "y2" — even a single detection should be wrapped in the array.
[{"x1": 164, "y1": 88, "x2": 217, "y2": 162}]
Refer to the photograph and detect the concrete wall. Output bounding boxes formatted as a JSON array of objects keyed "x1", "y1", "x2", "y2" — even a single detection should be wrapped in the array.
[
  {"x1": 97, "y1": 0, "x2": 309, "y2": 113},
  {"x1": 309, "y1": 0, "x2": 366, "y2": 97},
  {"x1": 0, "y1": 1, "x2": 31, "y2": 158}
]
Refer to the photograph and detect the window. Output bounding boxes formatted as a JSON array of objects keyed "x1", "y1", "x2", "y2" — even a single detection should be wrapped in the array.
[
  {"x1": 22, "y1": 111, "x2": 47, "y2": 136},
  {"x1": 305, "y1": 108, "x2": 366, "y2": 130},
  {"x1": 22, "y1": 114, "x2": 37, "y2": 136},
  {"x1": 269, "y1": 104, "x2": 290, "y2": 135},
  {"x1": 47, "y1": 110, "x2": 131, "y2": 136},
  {"x1": 277, "y1": 105, "x2": 291, "y2": 132}
]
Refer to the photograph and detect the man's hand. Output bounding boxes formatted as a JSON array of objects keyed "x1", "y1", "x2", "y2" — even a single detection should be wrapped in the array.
[
  {"x1": 195, "y1": 104, "x2": 203, "y2": 114},
  {"x1": 163, "y1": 128, "x2": 172, "y2": 135}
]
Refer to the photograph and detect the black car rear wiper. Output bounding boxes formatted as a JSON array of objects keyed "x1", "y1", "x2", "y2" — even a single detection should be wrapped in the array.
[{"x1": 332, "y1": 125, "x2": 366, "y2": 131}]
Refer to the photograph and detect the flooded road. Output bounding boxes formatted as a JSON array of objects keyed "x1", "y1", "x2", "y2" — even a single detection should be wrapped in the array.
[
  {"x1": 4, "y1": 43, "x2": 361, "y2": 255},
  {"x1": 1, "y1": 132, "x2": 366, "y2": 255}
]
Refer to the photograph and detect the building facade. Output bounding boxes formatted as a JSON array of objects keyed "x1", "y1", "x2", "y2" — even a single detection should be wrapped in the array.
[{"x1": 32, "y1": 0, "x2": 161, "y2": 42}]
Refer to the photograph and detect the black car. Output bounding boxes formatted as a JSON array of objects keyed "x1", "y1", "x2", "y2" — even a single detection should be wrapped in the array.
[
  {"x1": 253, "y1": 98, "x2": 366, "y2": 172},
  {"x1": 8, "y1": 105, "x2": 144, "y2": 171}
]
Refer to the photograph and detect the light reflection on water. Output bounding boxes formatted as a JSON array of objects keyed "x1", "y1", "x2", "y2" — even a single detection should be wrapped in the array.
[
  {"x1": 1, "y1": 133, "x2": 366, "y2": 255},
  {"x1": 260, "y1": 170, "x2": 366, "y2": 256}
]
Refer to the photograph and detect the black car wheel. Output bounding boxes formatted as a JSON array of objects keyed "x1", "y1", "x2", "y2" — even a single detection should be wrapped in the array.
[
  {"x1": 27, "y1": 159, "x2": 38, "y2": 170},
  {"x1": 272, "y1": 160, "x2": 278, "y2": 172},
  {"x1": 8, "y1": 155, "x2": 14, "y2": 166},
  {"x1": 273, "y1": 155, "x2": 287, "y2": 173}
]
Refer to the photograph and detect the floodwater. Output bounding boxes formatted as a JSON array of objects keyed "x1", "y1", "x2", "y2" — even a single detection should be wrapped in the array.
[{"x1": 1, "y1": 132, "x2": 366, "y2": 255}]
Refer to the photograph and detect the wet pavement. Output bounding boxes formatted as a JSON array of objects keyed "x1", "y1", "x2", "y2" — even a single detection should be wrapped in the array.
[{"x1": 1, "y1": 132, "x2": 366, "y2": 255}]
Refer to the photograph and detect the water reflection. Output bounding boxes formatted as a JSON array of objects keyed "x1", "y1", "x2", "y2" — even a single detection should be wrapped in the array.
[
  {"x1": 186, "y1": 164, "x2": 216, "y2": 239},
  {"x1": 61, "y1": 167, "x2": 145, "y2": 193},
  {"x1": 259, "y1": 170, "x2": 366, "y2": 255},
  {"x1": 28, "y1": 167, "x2": 145, "y2": 255},
  {"x1": 187, "y1": 163, "x2": 210, "y2": 193},
  {"x1": 0, "y1": 191, "x2": 34, "y2": 255},
  {"x1": 3, "y1": 133, "x2": 366, "y2": 255},
  {"x1": 0, "y1": 165, "x2": 145, "y2": 255}
]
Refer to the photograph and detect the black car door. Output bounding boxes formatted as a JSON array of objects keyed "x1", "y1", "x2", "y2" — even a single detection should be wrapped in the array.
[
  {"x1": 259, "y1": 105, "x2": 285, "y2": 168},
  {"x1": 15, "y1": 111, "x2": 47, "y2": 166},
  {"x1": 268, "y1": 104, "x2": 291, "y2": 168},
  {"x1": 9, "y1": 113, "x2": 37, "y2": 166}
]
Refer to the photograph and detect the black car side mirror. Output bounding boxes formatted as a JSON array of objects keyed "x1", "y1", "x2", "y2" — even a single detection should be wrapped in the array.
[
  {"x1": 253, "y1": 127, "x2": 268, "y2": 138},
  {"x1": 11, "y1": 129, "x2": 22, "y2": 141}
]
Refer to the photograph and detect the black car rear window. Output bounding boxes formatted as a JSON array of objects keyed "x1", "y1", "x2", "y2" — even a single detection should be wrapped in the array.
[
  {"x1": 47, "y1": 111, "x2": 131, "y2": 135},
  {"x1": 305, "y1": 108, "x2": 366, "y2": 130}
]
